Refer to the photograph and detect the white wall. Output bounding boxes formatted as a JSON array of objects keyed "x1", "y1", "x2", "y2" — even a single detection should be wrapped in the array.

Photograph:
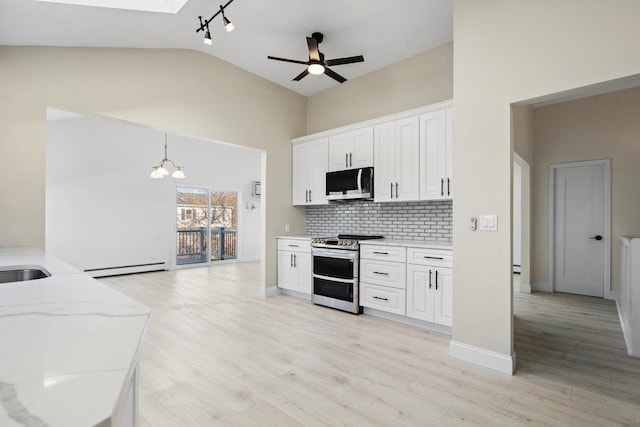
[
  {"x1": 453, "y1": 0, "x2": 640, "y2": 371},
  {"x1": 0, "y1": 47, "x2": 307, "y2": 290},
  {"x1": 46, "y1": 114, "x2": 262, "y2": 271}
]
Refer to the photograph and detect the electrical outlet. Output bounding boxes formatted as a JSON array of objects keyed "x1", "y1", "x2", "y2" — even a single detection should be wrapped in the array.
[
  {"x1": 478, "y1": 215, "x2": 498, "y2": 232},
  {"x1": 285, "y1": 223, "x2": 290, "y2": 233}
]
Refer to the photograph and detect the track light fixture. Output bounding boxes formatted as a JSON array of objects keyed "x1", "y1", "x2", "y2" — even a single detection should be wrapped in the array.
[
  {"x1": 196, "y1": 0, "x2": 236, "y2": 45},
  {"x1": 150, "y1": 134, "x2": 186, "y2": 180}
]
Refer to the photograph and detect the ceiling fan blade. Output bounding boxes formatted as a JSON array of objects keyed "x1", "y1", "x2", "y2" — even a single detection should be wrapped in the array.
[
  {"x1": 267, "y1": 56, "x2": 309, "y2": 65},
  {"x1": 325, "y1": 55, "x2": 365, "y2": 66},
  {"x1": 324, "y1": 67, "x2": 347, "y2": 84},
  {"x1": 306, "y1": 37, "x2": 320, "y2": 61},
  {"x1": 293, "y1": 69, "x2": 310, "y2": 81}
]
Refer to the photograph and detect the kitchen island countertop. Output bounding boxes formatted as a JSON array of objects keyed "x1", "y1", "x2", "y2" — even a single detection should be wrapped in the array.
[{"x1": 0, "y1": 248, "x2": 150, "y2": 427}]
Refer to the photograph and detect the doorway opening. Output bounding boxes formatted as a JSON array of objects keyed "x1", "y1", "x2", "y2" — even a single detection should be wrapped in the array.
[{"x1": 176, "y1": 186, "x2": 239, "y2": 266}]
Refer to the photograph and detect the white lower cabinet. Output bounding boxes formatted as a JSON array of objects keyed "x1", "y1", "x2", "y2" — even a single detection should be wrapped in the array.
[
  {"x1": 360, "y1": 243, "x2": 453, "y2": 331},
  {"x1": 406, "y1": 264, "x2": 453, "y2": 327},
  {"x1": 277, "y1": 238, "x2": 312, "y2": 294}
]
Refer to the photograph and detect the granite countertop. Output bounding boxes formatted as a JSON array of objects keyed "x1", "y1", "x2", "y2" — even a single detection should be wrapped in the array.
[
  {"x1": 0, "y1": 248, "x2": 150, "y2": 427},
  {"x1": 359, "y1": 239, "x2": 453, "y2": 249}
]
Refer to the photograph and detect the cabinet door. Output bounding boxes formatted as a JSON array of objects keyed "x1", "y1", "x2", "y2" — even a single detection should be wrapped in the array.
[
  {"x1": 374, "y1": 122, "x2": 396, "y2": 202},
  {"x1": 277, "y1": 250, "x2": 295, "y2": 290},
  {"x1": 308, "y1": 138, "x2": 328, "y2": 205},
  {"x1": 419, "y1": 110, "x2": 447, "y2": 200},
  {"x1": 434, "y1": 267, "x2": 453, "y2": 327},
  {"x1": 350, "y1": 127, "x2": 374, "y2": 169},
  {"x1": 406, "y1": 264, "x2": 435, "y2": 322},
  {"x1": 444, "y1": 107, "x2": 453, "y2": 199},
  {"x1": 292, "y1": 144, "x2": 310, "y2": 206},
  {"x1": 328, "y1": 132, "x2": 350, "y2": 171},
  {"x1": 395, "y1": 116, "x2": 420, "y2": 201},
  {"x1": 294, "y1": 252, "x2": 312, "y2": 294}
]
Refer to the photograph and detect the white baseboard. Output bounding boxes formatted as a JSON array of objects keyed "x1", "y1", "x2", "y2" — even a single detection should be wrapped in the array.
[
  {"x1": 260, "y1": 287, "x2": 281, "y2": 297},
  {"x1": 519, "y1": 282, "x2": 532, "y2": 294},
  {"x1": 449, "y1": 340, "x2": 516, "y2": 374},
  {"x1": 279, "y1": 288, "x2": 312, "y2": 300},
  {"x1": 241, "y1": 255, "x2": 261, "y2": 262},
  {"x1": 531, "y1": 282, "x2": 553, "y2": 292}
]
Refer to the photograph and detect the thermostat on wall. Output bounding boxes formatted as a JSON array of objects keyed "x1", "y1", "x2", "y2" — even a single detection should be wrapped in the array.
[{"x1": 251, "y1": 181, "x2": 261, "y2": 197}]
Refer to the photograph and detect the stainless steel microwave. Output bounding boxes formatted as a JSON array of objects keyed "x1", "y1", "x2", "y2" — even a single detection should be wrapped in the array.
[{"x1": 326, "y1": 167, "x2": 374, "y2": 201}]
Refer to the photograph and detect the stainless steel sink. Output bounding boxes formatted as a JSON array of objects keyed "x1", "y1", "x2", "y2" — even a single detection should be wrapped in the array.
[{"x1": 0, "y1": 266, "x2": 51, "y2": 284}]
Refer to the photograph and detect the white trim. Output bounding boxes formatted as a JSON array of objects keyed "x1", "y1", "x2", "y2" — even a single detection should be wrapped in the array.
[
  {"x1": 292, "y1": 99, "x2": 453, "y2": 144},
  {"x1": 531, "y1": 282, "x2": 553, "y2": 293},
  {"x1": 279, "y1": 288, "x2": 312, "y2": 300},
  {"x1": 548, "y1": 159, "x2": 612, "y2": 299},
  {"x1": 260, "y1": 287, "x2": 281, "y2": 298},
  {"x1": 362, "y1": 308, "x2": 452, "y2": 335},
  {"x1": 449, "y1": 341, "x2": 516, "y2": 374}
]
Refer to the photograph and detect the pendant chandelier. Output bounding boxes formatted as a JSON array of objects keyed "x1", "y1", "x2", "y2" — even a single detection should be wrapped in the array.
[{"x1": 150, "y1": 134, "x2": 185, "y2": 179}]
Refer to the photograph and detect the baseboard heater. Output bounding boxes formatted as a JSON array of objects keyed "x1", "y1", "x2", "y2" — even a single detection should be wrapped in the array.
[{"x1": 84, "y1": 262, "x2": 167, "y2": 278}]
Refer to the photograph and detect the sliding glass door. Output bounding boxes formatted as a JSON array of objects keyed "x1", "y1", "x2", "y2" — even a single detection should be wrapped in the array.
[{"x1": 176, "y1": 187, "x2": 238, "y2": 266}]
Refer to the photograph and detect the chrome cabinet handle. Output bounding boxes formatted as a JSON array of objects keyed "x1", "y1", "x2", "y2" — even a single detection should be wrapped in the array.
[
  {"x1": 390, "y1": 182, "x2": 393, "y2": 199},
  {"x1": 309, "y1": 189, "x2": 312, "y2": 202},
  {"x1": 447, "y1": 178, "x2": 450, "y2": 196},
  {"x1": 429, "y1": 270, "x2": 432, "y2": 289},
  {"x1": 372, "y1": 251, "x2": 389, "y2": 255},
  {"x1": 345, "y1": 153, "x2": 349, "y2": 168},
  {"x1": 395, "y1": 182, "x2": 399, "y2": 199},
  {"x1": 288, "y1": 244, "x2": 299, "y2": 248},
  {"x1": 305, "y1": 190, "x2": 308, "y2": 203},
  {"x1": 441, "y1": 178, "x2": 444, "y2": 196},
  {"x1": 294, "y1": 254, "x2": 297, "y2": 267},
  {"x1": 349, "y1": 152, "x2": 353, "y2": 167},
  {"x1": 423, "y1": 256, "x2": 443, "y2": 260},
  {"x1": 435, "y1": 270, "x2": 439, "y2": 290},
  {"x1": 290, "y1": 254, "x2": 293, "y2": 267},
  {"x1": 373, "y1": 271, "x2": 389, "y2": 276},
  {"x1": 372, "y1": 296, "x2": 389, "y2": 301}
]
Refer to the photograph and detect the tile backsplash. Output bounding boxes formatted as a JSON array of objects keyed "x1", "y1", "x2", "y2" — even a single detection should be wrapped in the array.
[{"x1": 305, "y1": 200, "x2": 452, "y2": 242}]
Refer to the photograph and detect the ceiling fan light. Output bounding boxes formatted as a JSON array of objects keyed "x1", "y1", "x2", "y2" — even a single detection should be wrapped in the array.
[
  {"x1": 203, "y1": 29, "x2": 212, "y2": 45},
  {"x1": 223, "y1": 17, "x2": 234, "y2": 32},
  {"x1": 172, "y1": 168, "x2": 186, "y2": 179},
  {"x1": 308, "y1": 63, "x2": 325, "y2": 75}
]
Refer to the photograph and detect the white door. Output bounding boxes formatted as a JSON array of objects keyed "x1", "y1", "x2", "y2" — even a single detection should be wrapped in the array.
[
  {"x1": 278, "y1": 251, "x2": 295, "y2": 291},
  {"x1": 406, "y1": 264, "x2": 435, "y2": 322},
  {"x1": 552, "y1": 161, "x2": 607, "y2": 297},
  {"x1": 294, "y1": 252, "x2": 312, "y2": 293}
]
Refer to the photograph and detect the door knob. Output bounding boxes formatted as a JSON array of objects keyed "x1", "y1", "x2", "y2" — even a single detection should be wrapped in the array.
[{"x1": 589, "y1": 235, "x2": 603, "y2": 241}]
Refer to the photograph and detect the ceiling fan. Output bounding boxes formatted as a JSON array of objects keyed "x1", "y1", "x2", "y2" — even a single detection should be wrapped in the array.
[{"x1": 267, "y1": 32, "x2": 364, "y2": 84}]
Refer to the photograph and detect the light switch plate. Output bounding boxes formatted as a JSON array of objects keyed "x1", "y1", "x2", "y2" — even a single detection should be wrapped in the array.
[{"x1": 479, "y1": 215, "x2": 498, "y2": 232}]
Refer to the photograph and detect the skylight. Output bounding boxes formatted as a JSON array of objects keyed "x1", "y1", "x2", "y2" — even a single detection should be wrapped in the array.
[{"x1": 34, "y1": 0, "x2": 189, "y2": 14}]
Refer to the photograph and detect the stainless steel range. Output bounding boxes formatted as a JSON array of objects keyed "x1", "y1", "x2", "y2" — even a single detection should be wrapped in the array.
[{"x1": 311, "y1": 234, "x2": 383, "y2": 314}]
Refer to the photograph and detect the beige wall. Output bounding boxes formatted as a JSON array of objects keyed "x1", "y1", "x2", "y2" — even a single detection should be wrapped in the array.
[
  {"x1": 531, "y1": 86, "x2": 640, "y2": 291},
  {"x1": 306, "y1": 43, "x2": 453, "y2": 133},
  {"x1": 0, "y1": 47, "x2": 307, "y2": 288},
  {"x1": 453, "y1": 0, "x2": 640, "y2": 359}
]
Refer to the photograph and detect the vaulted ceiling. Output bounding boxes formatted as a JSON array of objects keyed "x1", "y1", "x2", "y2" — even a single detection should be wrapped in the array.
[{"x1": 0, "y1": 0, "x2": 453, "y2": 96}]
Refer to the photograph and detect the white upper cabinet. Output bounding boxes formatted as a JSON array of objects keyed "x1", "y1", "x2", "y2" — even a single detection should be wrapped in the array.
[
  {"x1": 328, "y1": 126, "x2": 374, "y2": 171},
  {"x1": 374, "y1": 117, "x2": 420, "y2": 202},
  {"x1": 292, "y1": 137, "x2": 328, "y2": 206},
  {"x1": 419, "y1": 107, "x2": 453, "y2": 200}
]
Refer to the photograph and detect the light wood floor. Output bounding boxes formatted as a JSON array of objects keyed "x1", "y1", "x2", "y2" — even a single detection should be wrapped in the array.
[{"x1": 100, "y1": 263, "x2": 640, "y2": 426}]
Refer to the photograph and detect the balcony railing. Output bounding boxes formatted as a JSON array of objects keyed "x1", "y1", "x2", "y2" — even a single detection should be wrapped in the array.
[{"x1": 176, "y1": 227, "x2": 237, "y2": 265}]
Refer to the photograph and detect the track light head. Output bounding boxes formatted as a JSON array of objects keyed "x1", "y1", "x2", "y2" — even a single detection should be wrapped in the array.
[
  {"x1": 223, "y1": 16, "x2": 234, "y2": 32},
  {"x1": 204, "y1": 27, "x2": 212, "y2": 45}
]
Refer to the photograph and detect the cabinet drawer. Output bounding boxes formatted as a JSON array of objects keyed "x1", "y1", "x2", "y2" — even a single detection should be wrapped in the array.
[
  {"x1": 407, "y1": 247, "x2": 452, "y2": 267},
  {"x1": 277, "y1": 239, "x2": 311, "y2": 252},
  {"x1": 360, "y1": 245, "x2": 406, "y2": 262},
  {"x1": 360, "y1": 259, "x2": 406, "y2": 289},
  {"x1": 360, "y1": 283, "x2": 406, "y2": 316}
]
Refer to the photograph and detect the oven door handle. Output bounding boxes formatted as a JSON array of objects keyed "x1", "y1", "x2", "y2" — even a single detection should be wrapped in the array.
[
  {"x1": 313, "y1": 273, "x2": 357, "y2": 284},
  {"x1": 311, "y1": 248, "x2": 358, "y2": 260}
]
